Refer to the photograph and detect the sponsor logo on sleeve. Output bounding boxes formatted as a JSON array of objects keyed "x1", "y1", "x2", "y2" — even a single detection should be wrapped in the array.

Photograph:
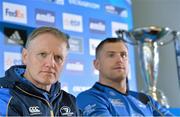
[
  {"x1": 35, "y1": 9, "x2": 55, "y2": 26},
  {"x1": 63, "y1": 13, "x2": 83, "y2": 32},
  {"x1": 3, "y1": 2, "x2": 27, "y2": 24},
  {"x1": 89, "y1": 18, "x2": 106, "y2": 34},
  {"x1": 83, "y1": 104, "x2": 96, "y2": 115},
  {"x1": 111, "y1": 22, "x2": 128, "y2": 37}
]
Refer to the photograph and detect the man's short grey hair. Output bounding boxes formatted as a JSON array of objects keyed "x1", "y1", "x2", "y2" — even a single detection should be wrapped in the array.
[{"x1": 25, "y1": 26, "x2": 70, "y2": 49}]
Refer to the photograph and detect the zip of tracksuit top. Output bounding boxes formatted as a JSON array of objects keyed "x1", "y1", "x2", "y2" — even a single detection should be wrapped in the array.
[{"x1": 0, "y1": 65, "x2": 80, "y2": 116}]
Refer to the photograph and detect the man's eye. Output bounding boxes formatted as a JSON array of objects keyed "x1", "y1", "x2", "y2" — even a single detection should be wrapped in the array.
[
  {"x1": 108, "y1": 53, "x2": 115, "y2": 57},
  {"x1": 54, "y1": 55, "x2": 63, "y2": 63},
  {"x1": 39, "y1": 53, "x2": 47, "y2": 58},
  {"x1": 121, "y1": 53, "x2": 127, "y2": 59}
]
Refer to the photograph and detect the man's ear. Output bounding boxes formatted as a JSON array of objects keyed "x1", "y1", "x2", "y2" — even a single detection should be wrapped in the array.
[
  {"x1": 93, "y1": 59, "x2": 99, "y2": 70},
  {"x1": 22, "y1": 48, "x2": 28, "y2": 65}
]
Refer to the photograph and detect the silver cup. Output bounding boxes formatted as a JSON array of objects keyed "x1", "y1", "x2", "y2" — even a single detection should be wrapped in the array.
[{"x1": 116, "y1": 26, "x2": 173, "y2": 108}]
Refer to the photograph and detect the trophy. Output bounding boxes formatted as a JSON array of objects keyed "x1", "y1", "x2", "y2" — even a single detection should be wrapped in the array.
[{"x1": 116, "y1": 26, "x2": 177, "y2": 108}]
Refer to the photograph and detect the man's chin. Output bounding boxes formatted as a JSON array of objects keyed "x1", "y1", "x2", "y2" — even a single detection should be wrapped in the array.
[
  {"x1": 113, "y1": 74, "x2": 127, "y2": 80},
  {"x1": 42, "y1": 77, "x2": 57, "y2": 85}
]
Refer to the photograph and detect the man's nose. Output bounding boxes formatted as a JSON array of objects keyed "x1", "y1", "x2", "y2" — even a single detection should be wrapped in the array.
[
  {"x1": 45, "y1": 55, "x2": 55, "y2": 67},
  {"x1": 117, "y1": 54, "x2": 124, "y2": 62}
]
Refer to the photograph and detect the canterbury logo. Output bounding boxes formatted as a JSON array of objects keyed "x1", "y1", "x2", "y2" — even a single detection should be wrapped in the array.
[{"x1": 29, "y1": 106, "x2": 40, "y2": 113}]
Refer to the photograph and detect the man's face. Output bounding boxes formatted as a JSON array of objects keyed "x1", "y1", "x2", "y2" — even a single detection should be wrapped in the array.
[
  {"x1": 22, "y1": 33, "x2": 68, "y2": 87},
  {"x1": 94, "y1": 42, "x2": 129, "y2": 82}
]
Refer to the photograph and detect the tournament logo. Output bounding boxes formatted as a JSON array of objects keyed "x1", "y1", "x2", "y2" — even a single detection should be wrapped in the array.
[
  {"x1": 35, "y1": 9, "x2": 55, "y2": 26},
  {"x1": 4, "y1": 27, "x2": 27, "y2": 46},
  {"x1": 3, "y1": 2, "x2": 27, "y2": 24},
  {"x1": 63, "y1": 13, "x2": 83, "y2": 32}
]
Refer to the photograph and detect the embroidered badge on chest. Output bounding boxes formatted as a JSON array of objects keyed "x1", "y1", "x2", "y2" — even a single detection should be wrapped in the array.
[
  {"x1": 108, "y1": 98, "x2": 125, "y2": 107},
  {"x1": 60, "y1": 106, "x2": 74, "y2": 116}
]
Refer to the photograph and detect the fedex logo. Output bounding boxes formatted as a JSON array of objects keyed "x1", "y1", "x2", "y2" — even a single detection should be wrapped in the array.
[
  {"x1": 5, "y1": 8, "x2": 24, "y2": 18},
  {"x1": 3, "y1": 2, "x2": 27, "y2": 24}
]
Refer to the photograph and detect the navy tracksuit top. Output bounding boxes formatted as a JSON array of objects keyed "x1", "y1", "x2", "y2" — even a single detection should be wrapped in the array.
[{"x1": 0, "y1": 65, "x2": 80, "y2": 116}]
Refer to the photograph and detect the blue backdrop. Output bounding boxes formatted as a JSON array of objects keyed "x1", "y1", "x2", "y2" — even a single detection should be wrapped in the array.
[{"x1": 0, "y1": 0, "x2": 136, "y2": 96}]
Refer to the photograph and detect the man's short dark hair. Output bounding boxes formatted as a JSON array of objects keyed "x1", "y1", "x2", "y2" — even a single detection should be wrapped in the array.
[{"x1": 95, "y1": 37, "x2": 127, "y2": 58}]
